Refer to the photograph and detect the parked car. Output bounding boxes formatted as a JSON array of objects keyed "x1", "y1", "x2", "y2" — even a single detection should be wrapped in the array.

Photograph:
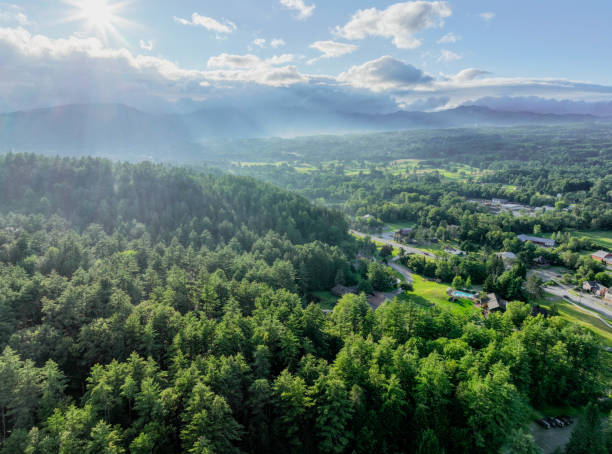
[
  {"x1": 536, "y1": 419, "x2": 551, "y2": 429},
  {"x1": 544, "y1": 417, "x2": 560, "y2": 428},
  {"x1": 559, "y1": 415, "x2": 573, "y2": 425},
  {"x1": 552, "y1": 417, "x2": 565, "y2": 427}
]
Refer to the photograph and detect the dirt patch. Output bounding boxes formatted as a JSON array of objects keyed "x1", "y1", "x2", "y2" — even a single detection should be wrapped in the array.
[
  {"x1": 367, "y1": 292, "x2": 388, "y2": 308},
  {"x1": 530, "y1": 419, "x2": 576, "y2": 454}
]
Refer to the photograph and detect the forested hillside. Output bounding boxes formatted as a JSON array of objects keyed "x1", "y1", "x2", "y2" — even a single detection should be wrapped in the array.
[{"x1": 0, "y1": 154, "x2": 607, "y2": 454}]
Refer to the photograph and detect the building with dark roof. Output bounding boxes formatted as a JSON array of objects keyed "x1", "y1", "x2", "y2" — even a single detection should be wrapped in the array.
[
  {"x1": 485, "y1": 293, "x2": 506, "y2": 312},
  {"x1": 517, "y1": 234, "x2": 555, "y2": 248}
]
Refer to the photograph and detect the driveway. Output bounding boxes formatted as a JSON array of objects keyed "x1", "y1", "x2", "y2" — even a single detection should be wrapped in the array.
[{"x1": 389, "y1": 257, "x2": 413, "y2": 284}]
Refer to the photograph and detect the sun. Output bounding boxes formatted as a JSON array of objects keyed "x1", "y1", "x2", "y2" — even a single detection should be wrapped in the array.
[{"x1": 64, "y1": 0, "x2": 131, "y2": 43}]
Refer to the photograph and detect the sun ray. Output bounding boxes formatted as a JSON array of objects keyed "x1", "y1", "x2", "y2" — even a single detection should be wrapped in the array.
[{"x1": 63, "y1": 0, "x2": 132, "y2": 44}]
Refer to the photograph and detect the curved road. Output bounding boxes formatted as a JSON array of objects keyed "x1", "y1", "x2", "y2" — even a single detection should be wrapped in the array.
[{"x1": 389, "y1": 257, "x2": 413, "y2": 284}]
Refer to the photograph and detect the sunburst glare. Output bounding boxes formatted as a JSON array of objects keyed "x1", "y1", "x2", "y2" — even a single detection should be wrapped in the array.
[{"x1": 64, "y1": 0, "x2": 132, "y2": 43}]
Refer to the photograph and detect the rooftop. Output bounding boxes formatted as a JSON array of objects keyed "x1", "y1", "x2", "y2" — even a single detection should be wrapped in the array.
[{"x1": 517, "y1": 234, "x2": 555, "y2": 246}]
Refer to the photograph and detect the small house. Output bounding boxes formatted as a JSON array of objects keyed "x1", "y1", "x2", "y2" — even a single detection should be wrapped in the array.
[
  {"x1": 591, "y1": 250, "x2": 612, "y2": 265},
  {"x1": 533, "y1": 256, "x2": 549, "y2": 266},
  {"x1": 485, "y1": 293, "x2": 506, "y2": 312},
  {"x1": 394, "y1": 228, "x2": 413, "y2": 242},
  {"x1": 583, "y1": 281, "x2": 607, "y2": 297}
]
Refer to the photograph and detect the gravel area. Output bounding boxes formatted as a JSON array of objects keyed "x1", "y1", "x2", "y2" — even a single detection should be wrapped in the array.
[{"x1": 530, "y1": 418, "x2": 576, "y2": 454}]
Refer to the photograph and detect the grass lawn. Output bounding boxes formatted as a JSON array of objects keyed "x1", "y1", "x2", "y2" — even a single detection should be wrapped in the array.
[
  {"x1": 412, "y1": 241, "x2": 446, "y2": 255},
  {"x1": 294, "y1": 164, "x2": 318, "y2": 174},
  {"x1": 541, "y1": 229, "x2": 612, "y2": 250},
  {"x1": 389, "y1": 268, "x2": 407, "y2": 284},
  {"x1": 401, "y1": 274, "x2": 479, "y2": 315},
  {"x1": 572, "y1": 230, "x2": 612, "y2": 250},
  {"x1": 537, "y1": 297, "x2": 612, "y2": 348},
  {"x1": 310, "y1": 291, "x2": 338, "y2": 311},
  {"x1": 345, "y1": 168, "x2": 371, "y2": 176},
  {"x1": 384, "y1": 221, "x2": 416, "y2": 232}
]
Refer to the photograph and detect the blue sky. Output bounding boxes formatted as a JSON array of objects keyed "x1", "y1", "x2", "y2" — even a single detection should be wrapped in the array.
[{"x1": 1, "y1": 0, "x2": 612, "y2": 114}]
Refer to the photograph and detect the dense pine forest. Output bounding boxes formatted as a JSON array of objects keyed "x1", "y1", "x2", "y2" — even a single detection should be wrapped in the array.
[{"x1": 0, "y1": 153, "x2": 608, "y2": 453}]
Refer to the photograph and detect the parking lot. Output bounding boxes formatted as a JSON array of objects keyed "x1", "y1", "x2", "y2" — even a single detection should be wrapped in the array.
[{"x1": 530, "y1": 417, "x2": 577, "y2": 453}]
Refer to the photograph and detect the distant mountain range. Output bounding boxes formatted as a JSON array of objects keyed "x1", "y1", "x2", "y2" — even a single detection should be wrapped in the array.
[{"x1": 0, "y1": 103, "x2": 609, "y2": 160}]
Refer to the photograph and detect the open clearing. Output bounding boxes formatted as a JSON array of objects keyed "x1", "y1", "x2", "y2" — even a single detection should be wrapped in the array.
[
  {"x1": 572, "y1": 229, "x2": 612, "y2": 249},
  {"x1": 310, "y1": 291, "x2": 338, "y2": 311},
  {"x1": 401, "y1": 274, "x2": 478, "y2": 315}
]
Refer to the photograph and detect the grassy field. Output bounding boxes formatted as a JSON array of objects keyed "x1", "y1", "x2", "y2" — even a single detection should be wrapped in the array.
[
  {"x1": 572, "y1": 230, "x2": 612, "y2": 250},
  {"x1": 540, "y1": 229, "x2": 612, "y2": 250},
  {"x1": 385, "y1": 159, "x2": 482, "y2": 181},
  {"x1": 538, "y1": 297, "x2": 612, "y2": 347},
  {"x1": 235, "y1": 159, "x2": 487, "y2": 183},
  {"x1": 384, "y1": 222, "x2": 416, "y2": 232},
  {"x1": 401, "y1": 274, "x2": 479, "y2": 315},
  {"x1": 294, "y1": 164, "x2": 318, "y2": 174},
  {"x1": 310, "y1": 291, "x2": 338, "y2": 311}
]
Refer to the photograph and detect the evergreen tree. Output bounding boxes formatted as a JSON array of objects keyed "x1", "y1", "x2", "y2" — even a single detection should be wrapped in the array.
[{"x1": 566, "y1": 402, "x2": 606, "y2": 454}]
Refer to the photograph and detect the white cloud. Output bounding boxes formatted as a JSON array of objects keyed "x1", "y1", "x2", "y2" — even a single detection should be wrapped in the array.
[
  {"x1": 174, "y1": 13, "x2": 236, "y2": 34},
  {"x1": 338, "y1": 56, "x2": 433, "y2": 91},
  {"x1": 204, "y1": 66, "x2": 305, "y2": 87},
  {"x1": 266, "y1": 54, "x2": 295, "y2": 65},
  {"x1": 3, "y1": 25, "x2": 612, "y2": 116},
  {"x1": 334, "y1": 1, "x2": 451, "y2": 49},
  {"x1": 280, "y1": 0, "x2": 315, "y2": 20},
  {"x1": 308, "y1": 40, "x2": 358, "y2": 64},
  {"x1": 253, "y1": 38, "x2": 266, "y2": 48},
  {"x1": 480, "y1": 12, "x2": 495, "y2": 22},
  {"x1": 271, "y1": 38, "x2": 286, "y2": 48},
  {"x1": 139, "y1": 40, "x2": 153, "y2": 51},
  {"x1": 207, "y1": 53, "x2": 295, "y2": 69},
  {"x1": 207, "y1": 53, "x2": 261, "y2": 69},
  {"x1": 395, "y1": 69, "x2": 612, "y2": 110},
  {"x1": 0, "y1": 5, "x2": 30, "y2": 26},
  {"x1": 450, "y1": 68, "x2": 491, "y2": 82},
  {"x1": 437, "y1": 49, "x2": 461, "y2": 62},
  {"x1": 205, "y1": 53, "x2": 303, "y2": 87},
  {"x1": 0, "y1": 26, "x2": 312, "y2": 112},
  {"x1": 437, "y1": 32, "x2": 459, "y2": 44}
]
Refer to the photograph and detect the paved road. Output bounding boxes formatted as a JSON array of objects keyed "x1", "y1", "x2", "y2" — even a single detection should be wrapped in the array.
[
  {"x1": 530, "y1": 268, "x2": 612, "y2": 320},
  {"x1": 349, "y1": 229, "x2": 436, "y2": 258},
  {"x1": 544, "y1": 282, "x2": 612, "y2": 320},
  {"x1": 389, "y1": 257, "x2": 413, "y2": 284},
  {"x1": 563, "y1": 298, "x2": 612, "y2": 330}
]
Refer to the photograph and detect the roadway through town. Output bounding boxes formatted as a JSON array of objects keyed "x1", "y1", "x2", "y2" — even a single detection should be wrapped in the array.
[
  {"x1": 530, "y1": 268, "x2": 612, "y2": 320},
  {"x1": 545, "y1": 284, "x2": 612, "y2": 321}
]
